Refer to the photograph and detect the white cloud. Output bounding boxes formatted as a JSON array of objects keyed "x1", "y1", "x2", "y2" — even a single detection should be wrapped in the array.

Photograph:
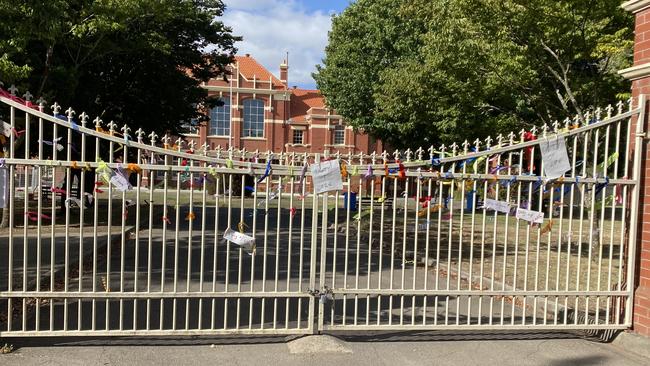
[{"x1": 222, "y1": 0, "x2": 333, "y2": 89}]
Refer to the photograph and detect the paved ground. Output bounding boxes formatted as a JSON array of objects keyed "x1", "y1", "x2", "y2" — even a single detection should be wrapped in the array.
[{"x1": 0, "y1": 332, "x2": 648, "y2": 365}]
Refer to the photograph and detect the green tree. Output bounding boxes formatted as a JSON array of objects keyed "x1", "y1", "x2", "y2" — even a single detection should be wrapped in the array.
[
  {"x1": 314, "y1": 0, "x2": 633, "y2": 148},
  {"x1": 0, "y1": 0, "x2": 240, "y2": 134}
]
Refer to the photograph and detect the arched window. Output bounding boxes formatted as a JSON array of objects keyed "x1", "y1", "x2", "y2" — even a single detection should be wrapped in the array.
[
  {"x1": 210, "y1": 97, "x2": 230, "y2": 136},
  {"x1": 242, "y1": 99, "x2": 264, "y2": 138}
]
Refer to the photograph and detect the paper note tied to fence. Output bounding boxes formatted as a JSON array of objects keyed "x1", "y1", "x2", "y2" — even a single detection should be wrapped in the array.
[
  {"x1": 539, "y1": 137, "x2": 571, "y2": 179},
  {"x1": 516, "y1": 207, "x2": 544, "y2": 224},
  {"x1": 310, "y1": 159, "x2": 343, "y2": 194},
  {"x1": 484, "y1": 198, "x2": 511, "y2": 214},
  {"x1": 223, "y1": 228, "x2": 256, "y2": 254},
  {"x1": 110, "y1": 173, "x2": 132, "y2": 192}
]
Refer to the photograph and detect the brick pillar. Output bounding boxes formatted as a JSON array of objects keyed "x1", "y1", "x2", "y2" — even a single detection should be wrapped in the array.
[
  {"x1": 620, "y1": 0, "x2": 650, "y2": 337},
  {"x1": 198, "y1": 121, "x2": 207, "y2": 148}
]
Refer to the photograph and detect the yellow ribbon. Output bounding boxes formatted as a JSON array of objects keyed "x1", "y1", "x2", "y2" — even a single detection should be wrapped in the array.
[
  {"x1": 126, "y1": 163, "x2": 142, "y2": 175},
  {"x1": 417, "y1": 204, "x2": 442, "y2": 218}
]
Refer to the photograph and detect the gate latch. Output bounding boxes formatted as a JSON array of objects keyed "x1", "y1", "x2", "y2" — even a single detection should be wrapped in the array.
[{"x1": 308, "y1": 286, "x2": 334, "y2": 304}]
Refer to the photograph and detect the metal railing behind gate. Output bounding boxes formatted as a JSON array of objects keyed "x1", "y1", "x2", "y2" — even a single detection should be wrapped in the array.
[{"x1": 0, "y1": 86, "x2": 644, "y2": 336}]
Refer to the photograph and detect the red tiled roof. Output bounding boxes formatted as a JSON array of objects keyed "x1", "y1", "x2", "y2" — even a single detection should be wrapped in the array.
[
  {"x1": 234, "y1": 55, "x2": 285, "y2": 88},
  {"x1": 290, "y1": 89, "x2": 326, "y2": 122}
]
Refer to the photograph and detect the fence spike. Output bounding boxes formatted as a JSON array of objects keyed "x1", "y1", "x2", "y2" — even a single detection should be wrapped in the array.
[
  {"x1": 175, "y1": 137, "x2": 184, "y2": 151},
  {"x1": 51, "y1": 102, "x2": 61, "y2": 114},
  {"x1": 135, "y1": 128, "x2": 145, "y2": 143},
  {"x1": 552, "y1": 120, "x2": 559, "y2": 133},
  {"x1": 65, "y1": 107, "x2": 76, "y2": 119},
  {"x1": 107, "y1": 121, "x2": 117, "y2": 133},
  {"x1": 541, "y1": 123, "x2": 549, "y2": 137},
  {"x1": 484, "y1": 135, "x2": 493, "y2": 148},
  {"x1": 415, "y1": 147, "x2": 424, "y2": 161},
  {"x1": 79, "y1": 112, "x2": 89, "y2": 126},
  {"x1": 120, "y1": 124, "x2": 131, "y2": 139},
  {"x1": 8, "y1": 84, "x2": 18, "y2": 96},
  {"x1": 201, "y1": 142, "x2": 208, "y2": 156},
  {"x1": 616, "y1": 100, "x2": 624, "y2": 115},
  {"x1": 36, "y1": 97, "x2": 47, "y2": 107},
  {"x1": 93, "y1": 117, "x2": 103, "y2": 129},
  {"x1": 22, "y1": 91, "x2": 33, "y2": 101}
]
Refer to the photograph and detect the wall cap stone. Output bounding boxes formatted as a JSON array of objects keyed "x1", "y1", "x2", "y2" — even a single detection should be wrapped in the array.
[
  {"x1": 619, "y1": 63, "x2": 650, "y2": 80},
  {"x1": 622, "y1": 0, "x2": 650, "y2": 13}
]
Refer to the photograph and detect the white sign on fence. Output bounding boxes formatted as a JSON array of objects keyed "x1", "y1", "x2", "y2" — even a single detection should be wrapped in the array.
[
  {"x1": 310, "y1": 159, "x2": 343, "y2": 194},
  {"x1": 0, "y1": 168, "x2": 7, "y2": 208},
  {"x1": 484, "y1": 198, "x2": 511, "y2": 214},
  {"x1": 539, "y1": 137, "x2": 571, "y2": 179},
  {"x1": 1, "y1": 121, "x2": 12, "y2": 137},
  {"x1": 516, "y1": 207, "x2": 544, "y2": 224},
  {"x1": 223, "y1": 228, "x2": 256, "y2": 254},
  {"x1": 110, "y1": 173, "x2": 132, "y2": 192}
]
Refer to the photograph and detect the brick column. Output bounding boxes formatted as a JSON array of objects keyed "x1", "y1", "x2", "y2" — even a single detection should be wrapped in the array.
[{"x1": 620, "y1": 0, "x2": 650, "y2": 337}]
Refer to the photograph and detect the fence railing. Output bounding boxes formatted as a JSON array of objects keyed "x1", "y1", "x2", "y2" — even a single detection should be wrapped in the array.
[{"x1": 0, "y1": 84, "x2": 643, "y2": 336}]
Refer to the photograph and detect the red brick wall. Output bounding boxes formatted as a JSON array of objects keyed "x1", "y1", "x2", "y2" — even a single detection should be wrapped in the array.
[{"x1": 631, "y1": 7, "x2": 650, "y2": 338}]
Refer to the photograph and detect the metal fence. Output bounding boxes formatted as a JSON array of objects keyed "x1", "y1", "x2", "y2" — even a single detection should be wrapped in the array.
[{"x1": 0, "y1": 86, "x2": 644, "y2": 337}]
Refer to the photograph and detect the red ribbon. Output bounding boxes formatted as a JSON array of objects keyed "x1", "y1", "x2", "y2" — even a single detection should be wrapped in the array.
[{"x1": 523, "y1": 131, "x2": 536, "y2": 173}]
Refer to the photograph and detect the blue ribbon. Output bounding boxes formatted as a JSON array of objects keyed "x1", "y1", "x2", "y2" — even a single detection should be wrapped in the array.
[{"x1": 257, "y1": 159, "x2": 272, "y2": 184}]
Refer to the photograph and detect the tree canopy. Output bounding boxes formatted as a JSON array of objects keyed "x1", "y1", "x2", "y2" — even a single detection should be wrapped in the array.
[
  {"x1": 314, "y1": 0, "x2": 633, "y2": 148},
  {"x1": 0, "y1": 0, "x2": 240, "y2": 134}
]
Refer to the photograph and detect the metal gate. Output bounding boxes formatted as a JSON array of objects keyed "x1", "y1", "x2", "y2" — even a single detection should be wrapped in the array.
[{"x1": 0, "y1": 86, "x2": 644, "y2": 336}]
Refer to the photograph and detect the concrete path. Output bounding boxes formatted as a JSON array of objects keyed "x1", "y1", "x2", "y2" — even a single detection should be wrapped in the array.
[{"x1": 0, "y1": 333, "x2": 647, "y2": 366}]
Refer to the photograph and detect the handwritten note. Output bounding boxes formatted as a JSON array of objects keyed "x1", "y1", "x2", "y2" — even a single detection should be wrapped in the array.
[
  {"x1": 223, "y1": 228, "x2": 256, "y2": 254},
  {"x1": 1, "y1": 121, "x2": 11, "y2": 137},
  {"x1": 0, "y1": 168, "x2": 7, "y2": 208},
  {"x1": 539, "y1": 137, "x2": 571, "y2": 179},
  {"x1": 310, "y1": 159, "x2": 343, "y2": 194},
  {"x1": 516, "y1": 207, "x2": 544, "y2": 224},
  {"x1": 110, "y1": 173, "x2": 132, "y2": 192},
  {"x1": 484, "y1": 198, "x2": 511, "y2": 214}
]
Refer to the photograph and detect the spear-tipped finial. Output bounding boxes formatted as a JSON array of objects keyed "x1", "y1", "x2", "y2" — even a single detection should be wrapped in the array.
[
  {"x1": 22, "y1": 91, "x2": 33, "y2": 101},
  {"x1": 79, "y1": 112, "x2": 89, "y2": 126},
  {"x1": 51, "y1": 102, "x2": 61, "y2": 114},
  {"x1": 135, "y1": 128, "x2": 145, "y2": 142},
  {"x1": 65, "y1": 107, "x2": 75, "y2": 119},
  {"x1": 8, "y1": 84, "x2": 18, "y2": 96},
  {"x1": 93, "y1": 117, "x2": 103, "y2": 128}
]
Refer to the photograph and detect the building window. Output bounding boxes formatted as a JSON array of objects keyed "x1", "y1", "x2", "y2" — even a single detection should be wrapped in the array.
[
  {"x1": 242, "y1": 99, "x2": 264, "y2": 137},
  {"x1": 293, "y1": 129, "x2": 304, "y2": 144},
  {"x1": 181, "y1": 118, "x2": 199, "y2": 135},
  {"x1": 210, "y1": 97, "x2": 230, "y2": 136},
  {"x1": 333, "y1": 125, "x2": 345, "y2": 145}
]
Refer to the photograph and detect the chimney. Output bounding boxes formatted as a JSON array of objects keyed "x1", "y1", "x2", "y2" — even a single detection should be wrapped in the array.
[{"x1": 280, "y1": 60, "x2": 288, "y2": 86}]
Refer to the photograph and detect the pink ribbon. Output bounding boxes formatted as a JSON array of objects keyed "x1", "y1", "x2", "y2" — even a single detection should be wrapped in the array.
[{"x1": 25, "y1": 211, "x2": 51, "y2": 222}]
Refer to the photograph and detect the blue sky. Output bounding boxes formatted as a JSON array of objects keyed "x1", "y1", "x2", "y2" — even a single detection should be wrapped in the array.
[{"x1": 222, "y1": 0, "x2": 353, "y2": 89}]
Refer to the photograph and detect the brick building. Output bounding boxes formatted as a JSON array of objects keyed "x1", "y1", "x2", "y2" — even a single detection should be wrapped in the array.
[
  {"x1": 186, "y1": 54, "x2": 382, "y2": 156},
  {"x1": 619, "y1": 0, "x2": 650, "y2": 340}
]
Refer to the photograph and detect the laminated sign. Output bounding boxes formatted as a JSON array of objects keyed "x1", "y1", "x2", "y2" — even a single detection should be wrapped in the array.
[
  {"x1": 1, "y1": 121, "x2": 12, "y2": 137},
  {"x1": 223, "y1": 228, "x2": 256, "y2": 254},
  {"x1": 310, "y1": 160, "x2": 344, "y2": 194},
  {"x1": 539, "y1": 137, "x2": 571, "y2": 179},
  {"x1": 515, "y1": 207, "x2": 544, "y2": 224},
  {"x1": 110, "y1": 173, "x2": 132, "y2": 192},
  {"x1": 484, "y1": 198, "x2": 511, "y2": 214}
]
